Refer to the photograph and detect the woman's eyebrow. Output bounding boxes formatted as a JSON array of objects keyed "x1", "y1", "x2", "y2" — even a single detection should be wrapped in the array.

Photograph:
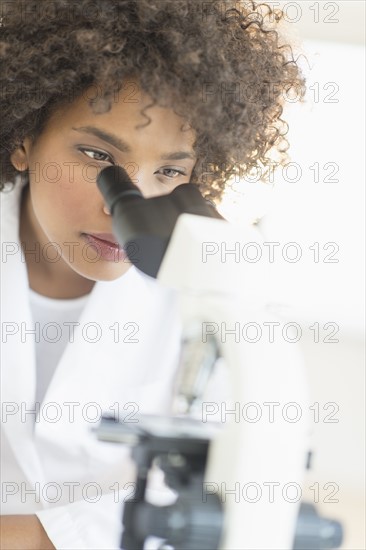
[{"x1": 72, "y1": 126, "x2": 195, "y2": 160}]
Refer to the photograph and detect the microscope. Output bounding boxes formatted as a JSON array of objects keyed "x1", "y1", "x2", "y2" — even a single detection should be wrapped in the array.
[{"x1": 95, "y1": 166, "x2": 343, "y2": 550}]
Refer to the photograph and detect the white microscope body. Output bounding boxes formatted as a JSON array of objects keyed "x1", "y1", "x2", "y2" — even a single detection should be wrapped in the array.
[{"x1": 158, "y1": 213, "x2": 310, "y2": 550}]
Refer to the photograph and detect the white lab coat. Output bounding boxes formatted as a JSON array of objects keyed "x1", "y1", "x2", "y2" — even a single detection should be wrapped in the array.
[{"x1": 0, "y1": 177, "x2": 185, "y2": 549}]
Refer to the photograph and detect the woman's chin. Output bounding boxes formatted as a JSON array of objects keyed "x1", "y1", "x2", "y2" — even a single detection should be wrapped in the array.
[{"x1": 70, "y1": 261, "x2": 133, "y2": 283}]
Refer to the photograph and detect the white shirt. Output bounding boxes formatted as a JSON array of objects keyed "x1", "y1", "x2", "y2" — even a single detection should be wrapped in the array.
[{"x1": 28, "y1": 288, "x2": 90, "y2": 405}]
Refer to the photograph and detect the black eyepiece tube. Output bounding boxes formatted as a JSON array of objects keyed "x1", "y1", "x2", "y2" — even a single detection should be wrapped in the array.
[
  {"x1": 97, "y1": 165, "x2": 143, "y2": 215},
  {"x1": 96, "y1": 165, "x2": 223, "y2": 278}
]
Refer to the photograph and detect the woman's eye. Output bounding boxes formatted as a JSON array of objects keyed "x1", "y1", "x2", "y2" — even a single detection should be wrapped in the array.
[
  {"x1": 81, "y1": 148, "x2": 114, "y2": 163},
  {"x1": 158, "y1": 168, "x2": 186, "y2": 179}
]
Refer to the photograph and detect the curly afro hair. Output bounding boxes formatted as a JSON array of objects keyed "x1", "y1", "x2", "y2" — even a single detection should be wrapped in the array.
[{"x1": 0, "y1": 0, "x2": 305, "y2": 202}]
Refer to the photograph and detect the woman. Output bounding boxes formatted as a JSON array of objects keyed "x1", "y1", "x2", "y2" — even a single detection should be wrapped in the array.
[{"x1": 0, "y1": 1, "x2": 305, "y2": 547}]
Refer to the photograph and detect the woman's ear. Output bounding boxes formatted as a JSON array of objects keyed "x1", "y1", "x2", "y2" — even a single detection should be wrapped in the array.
[{"x1": 10, "y1": 137, "x2": 32, "y2": 172}]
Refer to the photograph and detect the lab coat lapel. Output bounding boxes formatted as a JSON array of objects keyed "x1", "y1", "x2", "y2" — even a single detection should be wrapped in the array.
[
  {"x1": 35, "y1": 266, "x2": 159, "y2": 422},
  {"x1": 1, "y1": 178, "x2": 46, "y2": 484},
  {"x1": 31, "y1": 267, "x2": 178, "y2": 481}
]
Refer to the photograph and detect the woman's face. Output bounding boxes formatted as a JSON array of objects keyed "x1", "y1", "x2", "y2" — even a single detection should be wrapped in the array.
[{"x1": 12, "y1": 81, "x2": 197, "y2": 282}]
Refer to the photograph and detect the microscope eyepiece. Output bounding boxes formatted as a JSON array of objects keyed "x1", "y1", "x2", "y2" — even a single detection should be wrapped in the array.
[{"x1": 97, "y1": 165, "x2": 143, "y2": 215}]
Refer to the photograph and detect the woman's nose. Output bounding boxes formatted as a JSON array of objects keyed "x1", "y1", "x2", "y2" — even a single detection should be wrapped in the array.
[
  {"x1": 124, "y1": 169, "x2": 159, "y2": 198},
  {"x1": 100, "y1": 171, "x2": 159, "y2": 210}
]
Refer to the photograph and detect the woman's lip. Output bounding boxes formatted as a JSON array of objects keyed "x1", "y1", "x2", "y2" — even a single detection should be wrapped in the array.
[
  {"x1": 86, "y1": 233, "x2": 119, "y2": 245},
  {"x1": 81, "y1": 233, "x2": 127, "y2": 262}
]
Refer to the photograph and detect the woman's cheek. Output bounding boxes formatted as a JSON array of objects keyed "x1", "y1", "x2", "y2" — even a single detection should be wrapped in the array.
[
  {"x1": 58, "y1": 162, "x2": 104, "y2": 216},
  {"x1": 30, "y1": 175, "x2": 86, "y2": 240}
]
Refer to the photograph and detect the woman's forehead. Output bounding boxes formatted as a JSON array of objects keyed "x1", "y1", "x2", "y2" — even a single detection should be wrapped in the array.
[
  {"x1": 35, "y1": 85, "x2": 197, "y2": 159},
  {"x1": 49, "y1": 83, "x2": 194, "y2": 133}
]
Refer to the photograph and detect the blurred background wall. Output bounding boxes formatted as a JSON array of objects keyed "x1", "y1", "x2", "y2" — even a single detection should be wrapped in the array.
[{"x1": 218, "y1": 2, "x2": 365, "y2": 548}]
